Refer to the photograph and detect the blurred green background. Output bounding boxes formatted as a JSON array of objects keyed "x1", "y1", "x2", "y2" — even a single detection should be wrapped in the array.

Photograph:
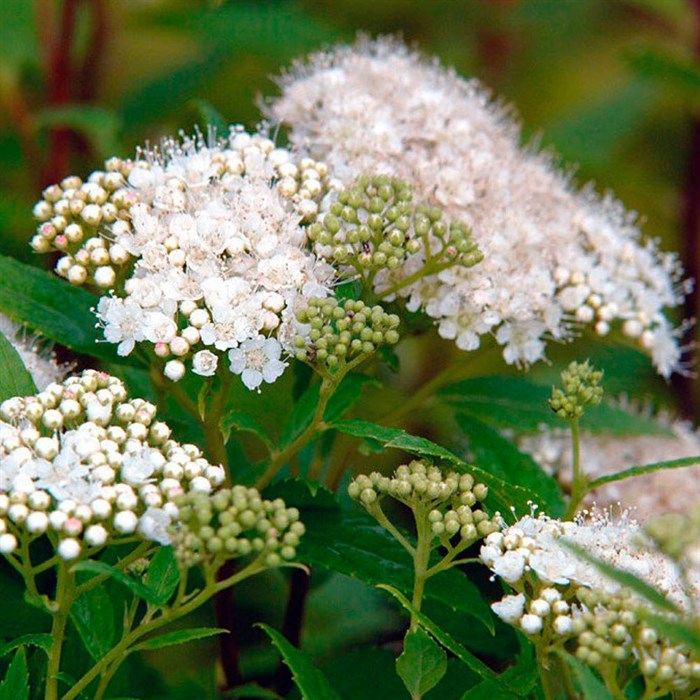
[{"x1": 0, "y1": 0, "x2": 697, "y2": 415}]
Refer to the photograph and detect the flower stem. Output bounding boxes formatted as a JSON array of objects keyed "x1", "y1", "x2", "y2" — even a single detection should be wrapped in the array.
[
  {"x1": 410, "y1": 504, "x2": 431, "y2": 631},
  {"x1": 565, "y1": 418, "x2": 587, "y2": 519},
  {"x1": 45, "y1": 562, "x2": 75, "y2": 700}
]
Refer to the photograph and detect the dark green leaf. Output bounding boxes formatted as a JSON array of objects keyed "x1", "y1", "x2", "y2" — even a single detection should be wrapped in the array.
[
  {"x1": 35, "y1": 106, "x2": 121, "y2": 158},
  {"x1": 0, "y1": 648, "x2": 28, "y2": 700},
  {"x1": 458, "y1": 682, "x2": 516, "y2": 700},
  {"x1": 188, "y1": 98, "x2": 229, "y2": 133},
  {"x1": 144, "y1": 546, "x2": 180, "y2": 605},
  {"x1": 0, "y1": 255, "x2": 127, "y2": 363},
  {"x1": 0, "y1": 330, "x2": 36, "y2": 401},
  {"x1": 455, "y1": 413, "x2": 564, "y2": 515},
  {"x1": 278, "y1": 382, "x2": 320, "y2": 449},
  {"x1": 396, "y1": 628, "x2": 447, "y2": 697},
  {"x1": 439, "y1": 376, "x2": 673, "y2": 437},
  {"x1": 378, "y1": 585, "x2": 516, "y2": 693},
  {"x1": 220, "y1": 410, "x2": 273, "y2": 450},
  {"x1": 324, "y1": 373, "x2": 379, "y2": 423},
  {"x1": 559, "y1": 540, "x2": 680, "y2": 613},
  {"x1": 225, "y1": 684, "x2": 282, "y2": 698},
  {"x1": 0, "y1": 634, "x2": 51, "y2": 660},
  {"x1": 628, "y1": 48, "x2": 700, "y2": 97},
  {"x1": 330, "y1": 418, "x2": 536, "y2": 515},
  {"x1": 0, "y1": 0, "x2": 37, "y2": 70},
  {"x1": 588, "y1": 456, "x2": 700, "y2": 489},
  {"x1": 70, "y1": 585, "x2": 116, "y2": 660},
  {"x1": 136, "y1": 627, "x2": 227, "y2": 651},
  {"x1": 257, "y1": 624, "x2": 342, "y2": 700},
  {"x1": 560, "y1": 652, "x2": 613, "y2": 699},
  {"x1": 71, "y1": 560, "x2": 163, "y2": 606}
]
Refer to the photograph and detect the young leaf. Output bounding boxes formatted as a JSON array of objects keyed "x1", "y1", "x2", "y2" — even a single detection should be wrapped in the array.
[
  {"x1": 0, "y1": 255, "x2": 127, "y2": 363},
  {"x1": 144, "y1": 546, "x2": 180, "y2": 605},
  {"x1": 0, "y1": 648, "x2": 29, "y2": 700},
  {"x1": 136, "y1": 627, "x2": 227, "y2": 651},
  {"x1": 378, "y1": 585, "x2": 517, "y2": 694},
  {"x1": 70, "y1": 585, "x2": 116, "y2": 660},
  {"x1": 71, "y1": 560, "x2": 163, "y2": 606},
  {"x1": 257, "y1": 624, "x2": 342, "y2": 700},
  {"x1": 559, "y1": 652, "x2": 613, "y2": 699},
  {"x1": 330, "y1": 418, "x2": 536, "y2": 515},
  {"x1": 0, "y1": 331, "x2": 36, "y2": 401},
  {"x1": 396, "y1": 628, "x2": 447, "y2": 698},
  {"x1": 220, "y1": 410, "x2": 273, "y2": 450},
  {"x1": 588, "y1": 456, "x2": 700, "y2": 489},
  {"x1": 455, "y1": 413, "x2": 564, "y2": 515}
]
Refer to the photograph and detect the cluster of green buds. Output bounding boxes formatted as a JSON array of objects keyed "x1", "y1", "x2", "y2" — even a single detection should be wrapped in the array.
[
  {"x1": 307, "y1": 175, "x2": 482, "y2": 291},
  {"x1": 293, "y1": 297, "x2": 400, "y2": 371},
  {"x1": 30, "y1": 159, "x2": 136, "y2": 288},
  {"x1": 349, "y1": 460, "x2": 499, "y2": 564},
  {"x1": 571, "y1": 588, "x2": 699, "y2": 694},
  {"x1": 643, "y1": 508, "x2": 700, "y2": 561},
  {"x1": 550, "y1": 360, "x2": 604, "y2": 420},
  {"x1": 170, "y1": 486, "x2": 305, "y2": 570}
]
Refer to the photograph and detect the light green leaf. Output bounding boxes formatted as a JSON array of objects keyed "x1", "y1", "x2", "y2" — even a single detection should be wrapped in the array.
[
  {"x1": 258, "y1": 624, "x2": 342, "y2": 700},
  {"x1": 0, "y1": 255, "x2": 128, "y2": 363},
  {"x1": 70, "y1": 585, "x2": 116, "y2": 660},
  {"x1": 0, "y1": 634, "x2": 51, "y2": 660},
  {"x1": 144, "y1": 546, "x2": 180, "y2": 605},
  {"x1": 396, "y1": 628, "x2": 447, "y2": 697},
  {"x1": 71, "y1": 560, "x2": 163, "y2": 606},
  {"x1": 0, "y1": 330, "x2": 36, "y2": 401},
  {"x1": 0, "y1": 647, "x2": 28, "y2": 700},
  {"x1": 0, "y1": 0, "x2": 37, "y2": 70},
  {"x1": 588, "y1": 456, "x2": 700, "y2": 489},
  {"x1": 560, "y1": 652, "x2": 613, "y2": 699},
  {"x1": 220, "y1": 410, "x2": 273, "y2": 450},
  {"x1": 628, "y1": 48, "x2": 700, "y2": 98},
  {"x1": 458, "y1": 682, "x2": 516, "y2": 700},
  {"x1": 136, "y1": 627, "x2": 227, "y2": 651}
]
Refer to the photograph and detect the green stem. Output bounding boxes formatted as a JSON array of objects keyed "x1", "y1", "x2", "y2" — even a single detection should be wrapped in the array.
[
  {"x1": 410, "y1": 504, "x2": 431, "y2": 632},
  {"x1": 565, "y1": 418, "x2": 587, "y2": 519},
  {"x1": 369, "y1": 503, "x2": 415, "y2": 556},
  {"x1": 75, "y1": 541, "x2": 154, "y2": 596},
  {"x1": 535, "y1": 647, "x2": 558, "y2": 700},
  {"x1": 61, "y1": 557, "x2": 266, "y2": 700},
  {"x1": 45, "y1": 562, "x2": 76, "y2": 700},
  {"x1": 202, "y1": 377, "x2": 231, "y2": 476}
]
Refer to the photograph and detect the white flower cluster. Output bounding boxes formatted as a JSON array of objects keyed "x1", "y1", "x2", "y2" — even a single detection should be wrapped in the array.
[
  {"x1": 31, "y1": 129, "x2": 336, "y2": 388},
  {"x1": 518, "y1": 418, "x2": 700, "y2": 520},
  {"x1": 266, "y1": 37, "x2": 689, "y2": 375},
  {"x1": 0, "y1": 370, "x2": 226, "y2": 560},
  {"x1": 482, "y1": 512, "x2": 700, "y2": 692},
  {"x1": 0, "y1": 314, "x2": 66, "y2": 390}
]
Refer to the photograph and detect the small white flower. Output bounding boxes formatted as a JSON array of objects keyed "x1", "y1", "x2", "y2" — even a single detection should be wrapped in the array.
[
  {"x1": 57, "y1": 538, "x2": 81, "y2": 560},
  {"x1": 491, "y1": 593, "x2": 525, "y2": 624},
  {"x1": 0, "y1": 533, "x2": 17, "y2": 554},
  {"x1": 164, "y1": 360, "x2": 186, "y2": 382},
  {"x1": 228, "y1": 337, "x2": 287, "y2": 391},
  {"x1": 191, "y1": 350, "x2": 219, "y2": 377},
  {"x1": 492, "y1": 549, "x2": 526, "y2": 583},
  {"x1": 138, "y1": 506, "x2": 172, "y2": 545},
  {"x1": 520, "y1": 613, "x2": 543, "y2": 635}
]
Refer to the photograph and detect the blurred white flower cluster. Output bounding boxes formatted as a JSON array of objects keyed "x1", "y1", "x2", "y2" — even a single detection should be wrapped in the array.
[
  {"x1": 266, "y1": 37, "x2": 689, "y2": 375},
  {"x1": 31, "y1": 129, "x2": 335, "y2": 389},
  {"x1": 0, "y1": 370, "x2": 226, "y2": 560},
  {"x1": 519, "y1": 418, "x2": 700, "y2": 520}
]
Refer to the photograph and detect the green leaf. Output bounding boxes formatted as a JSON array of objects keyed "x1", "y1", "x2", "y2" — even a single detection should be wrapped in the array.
[
  {"x1": 35, "y1": 105, "x2": 121, "y2": 158},
  {"x1": 439, "y1": 376, "x2": 673, "y2": 437},
  {"x1": 220, "y1": 410, "x2": 273, "y2": 450},
  {"x1": 559, "y1": 540, "x2": 680, "y2": 613},
  {"x1": 458, "y1": 682, "x2": 516, "y2": 700},
  {"x1": 636, "y1": 610, "x2": 700, "y2": 655},
  {"x1": 144, "y1": 546, "x2": 180, "y2": 605},
  {"x1": 71, "y1": 560, "x2": 163, "y2": 606},
  {"x1": 278, "y1": 382, "x2": 320, "y2": 449},
  {"x1": 588, "y1": 456, "x2": 700, "y2": 489},
  {"x1": 188, "y1": 98, "x2": 229, "y2": 133},
  {"x1": 330, "y1": 418, "x2": 536, "y2": 515},
  {"x1": 0, "y1": 0, "x2": 38, "y2": 71},
  {"x1": 225, "y1": 684, "x2": 282, "y2": 698},
  {"x1": 70, "y1": 585, "x2": 116, "y2": 660},
  {"x1": 136, "y1": 627, "x2": 227, "y2": 651},
  {"x1": 257, "y1": 624, "x2": 342, "y2": 700},
  {"x1": 0, "y1": 255, "x2": 127, "y2": 363},
  {"x1": 378, "y1": 585, "x2": 516, "y2": 693},
  {"x1": 323, "y1": 373, "x2": 379, "y2": 423},
  {"x1": 455, "y1": 413, "x2": 564, "y2": 515},
  {"x1": 396, "y1": 628, "x2": 448, "y2": 697},
  {"x1": 0, "y1": 648, "x2": 28, "y2": 700},
  {"x1": 0, "y1": 330, "x2": 36, "y2": 401},
  {"x1": 627, "y1": 48, "x2": 700, "y2": 98},
  {"x1": 0, "y1": 634, "x2": 51, "y2": 660},
  {"x1": 559, "y1": 652, "x2": 613, "y2": 699}
]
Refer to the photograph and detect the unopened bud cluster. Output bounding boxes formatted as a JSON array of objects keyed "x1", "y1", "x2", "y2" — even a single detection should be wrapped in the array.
[
  {"x1": 293, "y1": 297, "x2": 400, "y2": 370},
  {"x1": 550, "y1": 360, "x2": 603, "y2": 420},
  {"x1": 482, "y1": 513, "x2": 699, "y2": 695},
  {"x1": 0, "y1": 370, "x2": 226, "y2": 561},
  {"x1": 170, "y1": 487, "x2": 305, "y2": 569},
  {"x1": 643, "y1": 509, "x2": 700, "y2": 561},
  {"x1": 309, "y1": 175, "x2": 482, "y2": 291},
  {"x1": 348, "y1": 460, "x2": 499, "y2": 543}
]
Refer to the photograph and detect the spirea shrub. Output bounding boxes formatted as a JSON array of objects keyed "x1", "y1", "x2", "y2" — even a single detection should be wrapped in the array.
[{"x1": 0, "y1": 34, "x2": 697, "y2": 700}]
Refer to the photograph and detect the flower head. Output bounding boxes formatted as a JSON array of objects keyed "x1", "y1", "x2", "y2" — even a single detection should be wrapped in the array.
[
  {"x1": 266, "y1": 37, "x2": 689, "y2": 374},
  {"x1": 228, "y1": 336, "x2": 287, "y2": 391}
]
